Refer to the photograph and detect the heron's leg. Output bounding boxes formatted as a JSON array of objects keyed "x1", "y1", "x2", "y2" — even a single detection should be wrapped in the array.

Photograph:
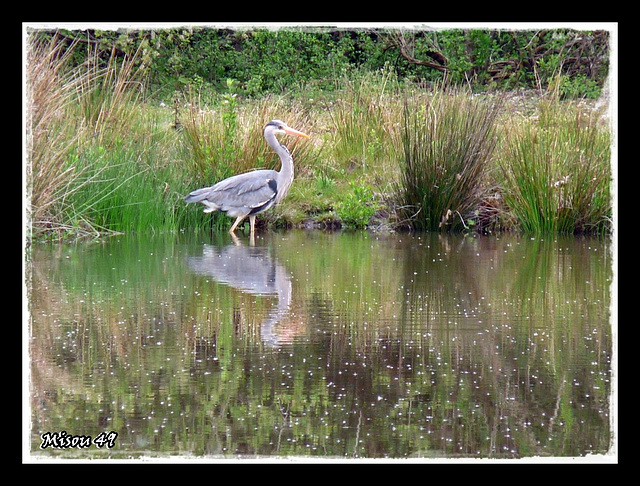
[
  {"x1": 249, "y1": 215, "x2": 256, "y2": 246},
  {"x1": 229, "y1": 215, "x2": 245, "y2": 235}
]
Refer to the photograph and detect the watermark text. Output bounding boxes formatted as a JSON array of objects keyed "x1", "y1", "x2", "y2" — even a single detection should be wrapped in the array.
[{"x1": 40, "y1": 431, "x2": 118, "y2": 450}]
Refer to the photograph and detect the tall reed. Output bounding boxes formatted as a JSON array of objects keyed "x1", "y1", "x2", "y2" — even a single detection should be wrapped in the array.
[
  {"x1": 26, "y1": 34, "x2": 86, "y2": 237},
  {"x1": 64, "y1": 125, "x2": 195, "y2": 235},
  {"x1": 397, "y1": 88, "x2": 502, "y2": 231},
  {"x1": 27, "y1": 34, "x2": 204, "y2": 239},
  {"x1": 74, "y1": 41, "x2": 146, "y2": 145},
  {"x1": 328, "y1": 68, "x2": 402, "y2": 176},
  {"x1": 181, "y1": 93, "x2": 315, "y2": 178},
  {"x1": 499, "y1": 94, "x2": 611, "y2": 234}
]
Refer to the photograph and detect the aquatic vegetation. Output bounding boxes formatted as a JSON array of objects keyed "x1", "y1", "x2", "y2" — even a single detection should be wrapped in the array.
[{"x1": 327, "y1": 68, "x2": 402, "y2": 175}]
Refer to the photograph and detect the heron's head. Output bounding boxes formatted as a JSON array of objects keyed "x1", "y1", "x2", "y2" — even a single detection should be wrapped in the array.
[{"x1": 265, "y1": 120, "x2": 309, "y2": 139}]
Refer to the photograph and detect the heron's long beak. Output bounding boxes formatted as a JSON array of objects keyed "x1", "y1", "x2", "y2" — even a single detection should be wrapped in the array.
[{"x1": 283, "y1": 126, "x2": 310, "y2": 139}]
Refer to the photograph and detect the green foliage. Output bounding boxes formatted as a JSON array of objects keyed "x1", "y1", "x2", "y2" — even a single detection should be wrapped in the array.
[
  {"x1": 32, "y1": 27, "x2": 609, "y2": 100},
  {"x1": 558, "y1": 74, "x2": 602, "y2": 99},
  {"x1": 336, "y1": 183, "x2": 378, "y2": 229},
  {"x1": 59, "y1": 116, "x2": 207, "y2": 236}
]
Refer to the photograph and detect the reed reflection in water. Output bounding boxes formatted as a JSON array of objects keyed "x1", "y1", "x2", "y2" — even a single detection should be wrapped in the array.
[{"x1": 28, "y1": 231, "x2": 613, "y2": 460}]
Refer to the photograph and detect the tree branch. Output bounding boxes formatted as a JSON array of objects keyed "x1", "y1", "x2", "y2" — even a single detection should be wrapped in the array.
[{"x1": 386, "y1": 31, "x2": 449, "y2": 73}]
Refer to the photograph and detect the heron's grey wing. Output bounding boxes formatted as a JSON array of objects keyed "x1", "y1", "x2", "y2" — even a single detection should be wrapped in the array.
[{"x1": 209, "y1": 170, "x2": 279, "y2": 212}]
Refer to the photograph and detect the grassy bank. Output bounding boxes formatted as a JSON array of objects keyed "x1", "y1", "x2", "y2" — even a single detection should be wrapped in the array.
[{"x1": 26, "y1": 38, "x2": 612, "y2": 241}]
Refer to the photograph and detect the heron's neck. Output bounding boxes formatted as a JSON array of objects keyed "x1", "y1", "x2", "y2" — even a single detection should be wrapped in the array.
[{"x1": 266, "y1": 132, "x2": 294, "y2": 200}]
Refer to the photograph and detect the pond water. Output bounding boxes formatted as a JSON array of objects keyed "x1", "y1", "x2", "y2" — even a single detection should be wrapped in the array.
[{"x1": 27, "y1": 230, "x2": 614, "y2": 460}]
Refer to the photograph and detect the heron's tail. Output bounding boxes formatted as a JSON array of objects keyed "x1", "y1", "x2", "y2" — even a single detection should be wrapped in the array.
[{"x1": 184, "y1": 187, "x2": 212, "y2": 203}]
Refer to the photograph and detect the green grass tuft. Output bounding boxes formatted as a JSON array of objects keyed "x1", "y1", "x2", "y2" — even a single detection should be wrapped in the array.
[
  {"x1": 498, "y1": 92, "x2": 612, "y2": 234},
  {"x1": 397, "y1": 87, "x2": 502, "y2": 232}
]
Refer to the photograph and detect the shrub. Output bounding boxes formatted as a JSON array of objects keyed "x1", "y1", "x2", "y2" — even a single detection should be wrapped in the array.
[
  {"x1": 336, "y1": 183, "x2": 378, "y2": 229},
  {"x1": 33, "y1": 27, "x2": 610, "y2": 100}
]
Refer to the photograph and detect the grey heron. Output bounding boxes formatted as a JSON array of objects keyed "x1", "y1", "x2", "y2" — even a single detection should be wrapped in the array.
[{"x1": 184, "y1": 119, "x2": 309, "y2": 238}]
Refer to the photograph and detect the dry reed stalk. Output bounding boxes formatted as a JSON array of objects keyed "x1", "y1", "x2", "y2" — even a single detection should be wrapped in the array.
[{"x1": 26, "y1": 34, "x2": 85, "y2": 235}]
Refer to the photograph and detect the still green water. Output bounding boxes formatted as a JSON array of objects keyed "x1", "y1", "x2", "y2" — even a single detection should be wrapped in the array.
[{"x1": 28, "y1": 230, "x2": 613, "y2": 459}]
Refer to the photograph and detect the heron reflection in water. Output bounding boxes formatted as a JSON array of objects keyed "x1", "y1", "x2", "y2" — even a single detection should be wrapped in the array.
[
  {"x1": 187, "y1": 241, "x2": 292, "y2": 346},
  {"x1": 185, "y1": 120, "x2": 309, "y2": 243}
]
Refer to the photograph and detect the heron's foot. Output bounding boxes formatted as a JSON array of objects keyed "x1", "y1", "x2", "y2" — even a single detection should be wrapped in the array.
[{"x1": 230, "y1": 232, "x2": 241, "y2": 246}]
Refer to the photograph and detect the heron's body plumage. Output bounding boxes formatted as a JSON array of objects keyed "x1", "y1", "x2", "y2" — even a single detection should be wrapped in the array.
[{"x1": 184, "y1": 169, "x2": 279, "y2": 217}]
